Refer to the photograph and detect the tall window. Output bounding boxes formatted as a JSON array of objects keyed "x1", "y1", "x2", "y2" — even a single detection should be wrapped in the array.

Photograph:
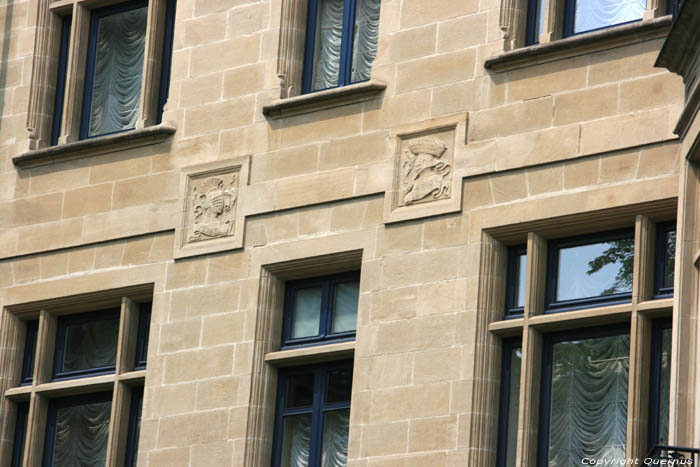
[
  {"x1": 272, "y1": 272, "x2": 360, "y2": 467},
  {"x1": 6, "y1": 296, "x2": 151, "y2": 467},
  {"x1": 39, "y1": 0, "x2": 176, "y2": 146},
  {"x1": 302, "y1": 0, "x2": 381, "y2": 93},
  {"x1": 496, "y1": 217, "x2": 676, "y2": 465}
]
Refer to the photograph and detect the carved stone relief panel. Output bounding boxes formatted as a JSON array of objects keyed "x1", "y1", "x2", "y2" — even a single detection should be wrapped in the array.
[
  {"x1": 385, "y1": 116, "x2": 465, "y2": 223},
  {"x1": 174, "y1": 157, "x2": 250, "y2": 259}
]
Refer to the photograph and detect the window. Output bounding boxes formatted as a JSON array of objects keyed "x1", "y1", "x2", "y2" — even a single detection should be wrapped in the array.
[
  {"x1": 272, "y1": 362, "x2": 353, "y2": 467},
  {"x1": 538, "y1": 326, "x2": 630, "y2": 465},
  {"x1": 505, "y1": 246, "x2": 527, "y2": 318},
  {"x1": 546, "y1": 229, "x2": 634, "y2": 311},
  {"x1": 496, "y1": 340, "x2": 522, "y2": 467},
  {"x1": 30, "y1": 0, "x2": 176, "y2": 148},
  {"x1": 5, "y1": 293, "x2": 151, "y2": 467},
  {"x1": 654, "y1": 222, "x2": 676, "y2": 298},
  {"x1": 282, "y1": 272, "x2": 360, "y2": 348},
  {"x1": 301, "y1": 0, "x2": 380, "y2": 94},
  {"x1": 525, "y1": 0, "x2": 666, "y2": 46},
  {"x1": 648, "y1": 319, "x2": 672, "y2": 447},
  {"x1": 482, "y1": 211, "x2": 676, "y2": 465}
]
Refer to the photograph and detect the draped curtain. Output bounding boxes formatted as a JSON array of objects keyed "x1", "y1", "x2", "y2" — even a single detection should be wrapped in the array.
[
  {"x1": 282, "y1": 414, "x2": 312, "y2": 467},
  {"x1": 88, "y1": 6, "x2": 147, "y2": 137},
  {"x1": 574, "y1": 0, "x2": 645, "y2": 33},
  {"x1": 61, "y1": 318, "x2": 119, "y2": 373},
  {"x1": 311, "y1": 0, "x2": 380, "y2": 90},
  {"x1": 350, "y1": 0, "x2": 380, "y2": 83},
  {"x1": 321, "y1": 409, "x2": 349, "y2": 467},
  {"x1": 53, "y1": 400, "x2": 112, "y2": 467},
  {"x1": 548, "y1": 335, "x2": 630, "y2": 467}
]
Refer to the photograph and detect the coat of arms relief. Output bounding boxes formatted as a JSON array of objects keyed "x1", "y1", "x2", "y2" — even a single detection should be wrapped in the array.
[
  {"x1": 399, "y1": 136, "x2": 452, "y2": 206},
  {"x1": 189, "y1": 174, "x2": 238, "y2": 242}
]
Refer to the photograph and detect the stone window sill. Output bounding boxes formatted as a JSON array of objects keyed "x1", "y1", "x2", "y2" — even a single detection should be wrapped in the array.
[
  {"x1": 264, "y1": 341, "x2": 355, "y2": 367},
  {"x1": 484, "y1": 15, "x2": 672, "y2": 73},
  {"x1": 13, "y1": 123, "x2": 177, "y2": 169},
  {"x1": 262, "y1": 80, "x2": 387, "y2": 119}
]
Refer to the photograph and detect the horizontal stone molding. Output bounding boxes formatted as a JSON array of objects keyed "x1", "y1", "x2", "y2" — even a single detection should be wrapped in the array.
[
  {"x1": 262, "y1": 80, "x2": 387, "y2": 119},
  {"x1": 13, "y1": 123, "x2": 177, "y2": 169},
  {"x1": 485, "y1": 15, "x2": 672, "y2": 73}
]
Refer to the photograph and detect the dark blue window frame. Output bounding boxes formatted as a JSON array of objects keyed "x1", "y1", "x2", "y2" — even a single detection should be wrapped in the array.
[
  {"x1": 536, "y1": 324, "x2": 631, "y2": 466},
  {"x1": 78, "y1": 0, "x2": 176, "y2": 140},
  {"x1": 42, "y1": 391, "x2": 113, "y2": 467},
  {"x1": 647, "y1": 318, "x2": 672, "y2": 449},
  {"x1": 134, "y1": 302, "x2": 152, "y2": 370},
  {"x1": 545, "y1": 228, "x2": 634, "y2": 313},
  {"x1": 525, "y1": 0, "x2": 542, "y2": 45},
  {"x1": 496, "y1": 338, "x2": 522, "y2": 467},
  {"x1": 301, "y1": 0, "x2": 364, "y2": 94},
  {"x1": 505, "y1": 245, "x2": 526, "y2": 318},
  {"x1": 50, "y1": 16, "x2": 71, "y2": 146},
  {"x1": 653, "y1": 221, "x2": 676, "y2": 299},
  {"x1": 271, "y1": 360, "x2": 353, "y2": 467},
  {"x1": 20, "y1": 320, "x2": 38, "y2": 385},
  {"x1": 10, "y1": 401, "x2": 29, "y2": 467},
  {"x1": 282, "y1": 271, "x2": 360, "y2": 349},
  {"x1": 124, "y1": 386, "x2": 144, "y2": 467},
  {"x1": 52, "y1": 308, "x2": 121, "y2": 381}
]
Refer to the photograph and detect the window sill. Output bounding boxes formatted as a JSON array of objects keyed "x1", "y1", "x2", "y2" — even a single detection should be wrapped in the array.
[
  {"x1": 262, "y1": 80, "x2": 387, "y2": 119},
  {"x1": 13, "y1": 123, "x2": 177, "y2": 169},
  {"x1": 265, "y1": 341, "x2": 355, "y2": 367},
  {"x1": 484, "y1": 15, "x2": 672, "y2": 73}
]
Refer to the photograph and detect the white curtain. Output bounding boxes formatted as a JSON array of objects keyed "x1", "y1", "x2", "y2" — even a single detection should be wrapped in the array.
[
  {"x1": 350, "y1": 0, "x2": 380, "y2": 83},
  {"x1": 548, "y1": 335, "x2": 630, "y2": 466},
  {"x1": 321, "y1": 409, "x2": 349, "y2": 467},
  {"x1": 53, "y1": 400, "x2": 111, "y2": 467},
  {"x1": 574, "y1": 0, "x2": 645, "y2": 33},
  {"x1": 61, "y1": 319, "x2": 119, "y2": 373},
  {"x1": 88, "y1": 6, "x2": 147, "y2": 137},
  {"x1": 282, "y1": 414, "x2": 312, "y2": 467},
  {"x1": 312, "y1": 0, "x2": 344, "y2": 90}
]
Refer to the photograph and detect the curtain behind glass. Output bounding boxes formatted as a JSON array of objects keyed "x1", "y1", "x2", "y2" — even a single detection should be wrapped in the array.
[
  {"x1": 332, "y1": 281, "x2": 359, "y2": 333},
  {"x1": 574, "y1": 0, "x2": 645, "y2": 34},
  {"x1": 312, "y1": 0, "x2": 344, "y2": 90},
  {"x1": 281, "y1": 414, "x2": 312, "y2": 467},
  {"x1": 548, "y1": 334, "x2": 629, "y2": 467},
  {"x1": 505, "y1": 348, "x2": 522, "y2": 467},
  {"x1": 52, "y1": 399, "x2": 112, "y2": 467},
  {"x1": 292, "y1": 288, "x2": 323, "y2": 339},
  {"x1": 61, "y1": 317, "x2": 119, "y2": 373},
  {"x1": 350, "y1": 0, "x2": 380, "y2": 83},
  {"x1": 88, "y1": 6, "x2": 147, "y2": 137},
  {"x1": 657, "y1": 328, "x2": 672, "y2": 444},
  {"x1": 321, "y1": 409, "x2": 349, "y2": 467}
]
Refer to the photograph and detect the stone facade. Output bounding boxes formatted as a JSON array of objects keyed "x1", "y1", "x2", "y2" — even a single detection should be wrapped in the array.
[{"x1": 0, "y1": 0, "x2": 695, "y2": 466}]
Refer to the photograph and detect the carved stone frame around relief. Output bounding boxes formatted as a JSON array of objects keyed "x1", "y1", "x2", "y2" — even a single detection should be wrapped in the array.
[
  {"x1": 384, "y1": 115, "x2": 466, "y2": 223},
  {"x1": 174, "y1": 156, "x2": 250, "y2": 259}
]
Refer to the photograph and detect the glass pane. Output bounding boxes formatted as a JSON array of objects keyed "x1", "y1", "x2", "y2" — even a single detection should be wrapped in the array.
[
  {"x1": 292, "y1": 287, "x2": 323, "y2": 339},
  {"x1": 88, "y1": 6, "x2": 148, "y2": 137},
  {"x1": 663, "y1": 230, "x2": 676, "y2": 290},
  {"x1": 657, "y1": 327, "x2": 672, "y2": 444},
  {"x1": 11, "y1": 402, "x2": 29, "y2": 467},
  {"x1": 515, "y1": 254, "x2": 527, "y2": 309},
  {"x1": 548, "y1": 334, "x2": 630, "y2": 466},
  {"x1": 331, "y1": 281, "x2": 359, "y2": 334},
  {"x1": 321, "y1": 409, "x2": 350, "y2": 467},
  {"x1": 286, "y1": 373, "x2": 315, "y2": 409},
  {"x1": 326, "y1": 367, "x2": 352, "y2": 404},
  {"x1": 52, "y1": 398, "x2": 112, "y2": 467},
  {"x1": 59, "y1": 316, "x2": 119, "y2": 374},
  {"x1": 350, "y1": 0, "x2": 380, "y2": 83},
  {"x1": 312, "y1": 0, "x2": 344, "y2": 91},
  {"x1": 125, "y1": 389, "x2": 143, "y2": 467},
  {"x1": 281, "y1": 414, "x2": 312, "y2": 467},
  {"x1": 556, "y1": 237, "x2": 634, "y2": 302},
  {"x1": 505, "y1": 347, "x2": 521, "y2": 467},
  {"x1": 21, "y1": 320, "x2": 38, "y2": 383},
  {"x1": 574, "y1": 0, "x2": 645, "y2": 34}
]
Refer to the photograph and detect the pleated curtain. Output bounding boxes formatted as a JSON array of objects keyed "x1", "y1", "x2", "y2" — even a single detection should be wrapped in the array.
[
  {"x1": 53, "y1": 400, "x2": 112, "y2": 467},
  {"x1": 88, "y1": 6, "x2": 148, "y2": 137}
]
